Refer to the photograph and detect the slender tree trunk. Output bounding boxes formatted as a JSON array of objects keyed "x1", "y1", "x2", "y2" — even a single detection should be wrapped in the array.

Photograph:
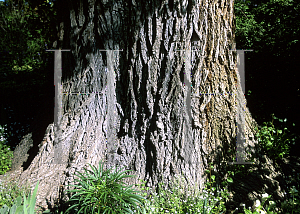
[{"x1": 4, "y1": 0, "x2": 285, "y2": 213}]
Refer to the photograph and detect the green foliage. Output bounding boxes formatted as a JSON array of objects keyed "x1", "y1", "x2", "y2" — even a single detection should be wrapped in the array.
[
  {"x1": 280, "y1": 186, "x2": 300, "y2": 214},
  {"x1": 0, "y1": 0, "x2": 53, "y2": 76},
  {"x1": 45, "y1": 163, "x2": 229, "y2": 214},
  {"x1": 0, "y1": 0, "x2": 57, "y2": 148},
  {"x1": 242, "y1": 193, "x2": 277, "y2": 214},
  {"x1": 0, "y1": 155, "x2": 298, "y2": 214},
  {"x1": 62, "y1": 160, "x2": 149, "y2": 214},
  {"x1": 0, "y1": 125, "x2": 13, "y2": 175},
  {"x1": 201, "y1": 171, "x2": 228, "y2": 213},
  {"x1": 255, "y1": 114, "x2": 297, "y2": 163},
  {"x1": 234, "y1": 0, "x2": 299, "y2": 52},
  {"x1": 235, "y1": 0, "x2": 265, "y2": 49},
  {"x1": 0, "y1": 175, "x2": 32, "y2": 211},
  {"x1": 234, "y1": 0, "x2": 300, "y2": 125},
  {"x1": 133, "y1": 173, "x2": 228, "y2": 214},
  {"x1": 0, "y1": 180, "x2": 39, "y2": 214},
  {"x1": 242, "y1": 187, "x2": 300, "y2": 214}
]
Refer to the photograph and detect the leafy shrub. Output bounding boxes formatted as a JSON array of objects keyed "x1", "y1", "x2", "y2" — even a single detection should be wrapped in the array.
[
  {"x1": 0, "y1": 180, "x2": 40, "y2": 214},
  {"x1": 281, "y1": 185, "x2": 300, "y2": 214},
  {"x1": 255, "y1": 114, "x2": 297, "y2": 163},
  {"x1": 0, "y1": 124, "x2": 13, "y2": 175},
  {"x1": 63, "y1": 160, "x2": 150, "y2": 214}
]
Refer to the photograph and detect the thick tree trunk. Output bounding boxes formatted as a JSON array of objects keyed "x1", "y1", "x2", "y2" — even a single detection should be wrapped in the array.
[{"x1": 3, "y1": 0, "x2": 286, "y2": 213}]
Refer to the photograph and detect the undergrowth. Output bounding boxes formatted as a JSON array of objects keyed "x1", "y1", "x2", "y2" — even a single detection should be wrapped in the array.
[{"x1": 0, "y1": 114, "x2": 299, "y2": 213}]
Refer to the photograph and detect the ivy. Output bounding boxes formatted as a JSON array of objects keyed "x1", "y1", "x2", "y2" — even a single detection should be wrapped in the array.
[{"x1": 255, "y1": 114, "x2": 298, "y2": 163}]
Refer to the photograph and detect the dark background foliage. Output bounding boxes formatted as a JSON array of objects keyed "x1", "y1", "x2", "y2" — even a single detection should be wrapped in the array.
[
  {"x1": 0, "y1": 0, "x2": 57, "y2": 149},
  {"x1": 0, "y1": 0, "x2": 299, "y2": 152},
  {"x1": 235, "y1": 0, "x2": 300, "y2": 136}
]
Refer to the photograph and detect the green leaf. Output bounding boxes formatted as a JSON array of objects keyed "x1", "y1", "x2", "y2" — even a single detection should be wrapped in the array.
[{"x1": 227, "y1": 177, "x2": 233, "y2": 183}]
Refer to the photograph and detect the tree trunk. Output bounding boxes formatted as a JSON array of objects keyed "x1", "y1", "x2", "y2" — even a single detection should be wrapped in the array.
[{"x1": 3, "y1": 0, "x2": 285, "y2": 213}]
